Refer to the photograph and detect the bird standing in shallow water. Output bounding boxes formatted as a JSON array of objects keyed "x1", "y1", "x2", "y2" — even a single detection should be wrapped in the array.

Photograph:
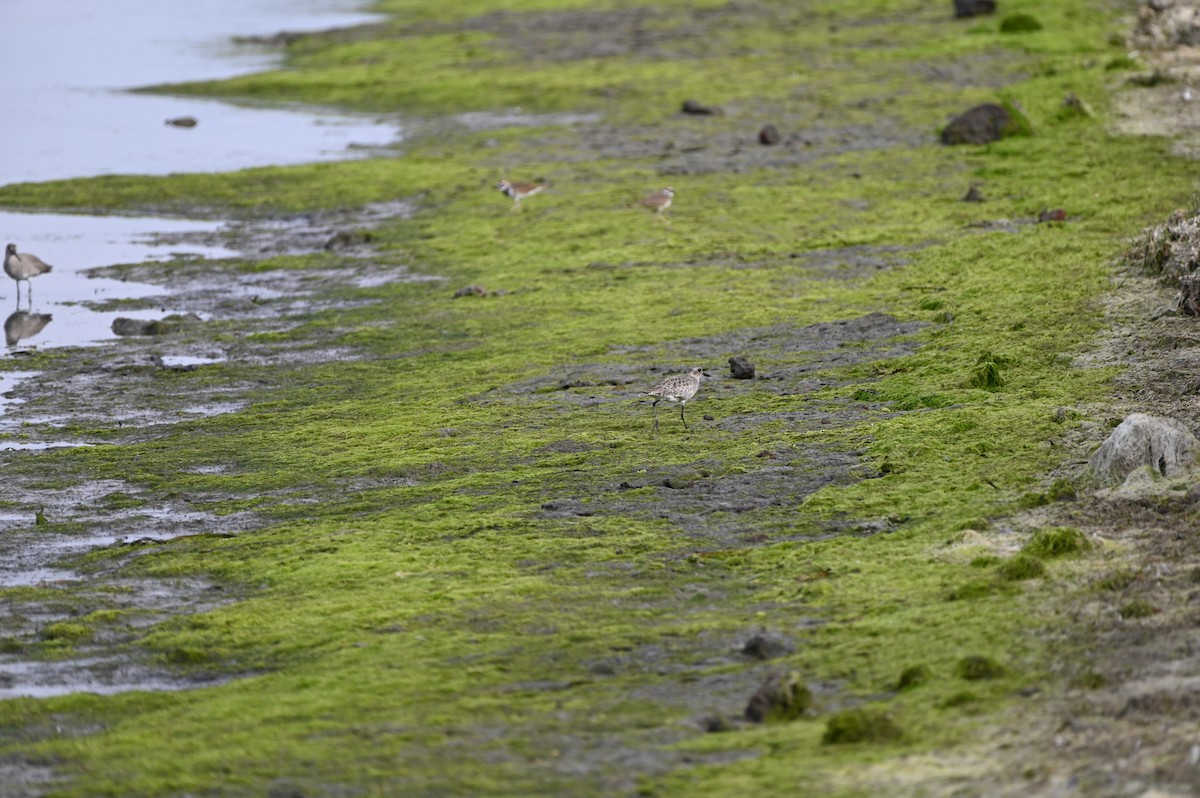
[
  {"x1": 643, "y1": 366, "x2": 709, "y2": 432},
  {"x1": 4, "y1": 244, "x2": 52, "y2": 305},
  {"x1": 638, "y1": 187, "x2": 674, "y2": 224},
  {"x1": 496, "y1": 179, "x2": 545, "y2": 213}
]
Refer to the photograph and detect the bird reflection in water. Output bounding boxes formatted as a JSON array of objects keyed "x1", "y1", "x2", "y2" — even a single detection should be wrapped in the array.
[{"x1": 5, "y1": 310, "x2": 52, "y2": 347}]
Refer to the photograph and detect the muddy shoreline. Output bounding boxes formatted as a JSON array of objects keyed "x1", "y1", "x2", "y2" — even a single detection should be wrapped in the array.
[{"x1": 3, "y1": 1, "x2": 1200, "y2": 796}]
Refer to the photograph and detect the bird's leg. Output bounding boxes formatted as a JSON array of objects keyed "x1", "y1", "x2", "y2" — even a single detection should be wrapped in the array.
[
  {"x1": 510, "y1": 201, "x2": 520, "y2": 214},
  {"x1": 680, "y1": 402, "x2": 689, "y2": 430},
  {"x1": 652, "y1": 399, "x2": 660, "y2": 432}
]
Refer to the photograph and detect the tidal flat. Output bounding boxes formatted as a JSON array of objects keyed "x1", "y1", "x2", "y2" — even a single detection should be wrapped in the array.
[{"x1": 1, "y1": 1, "x2": 1199, "y2": 796}]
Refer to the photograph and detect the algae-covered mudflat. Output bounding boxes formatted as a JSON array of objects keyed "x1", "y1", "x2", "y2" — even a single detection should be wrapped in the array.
[{"x1": 1, "y1": 1, "x2": 1199, "y2": 796}]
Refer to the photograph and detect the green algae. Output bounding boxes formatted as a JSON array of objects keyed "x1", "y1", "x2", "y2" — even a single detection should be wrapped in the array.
[
  {"x1": 821, "y1": 707, "x2": 904, "y2": 745},
  {"x1": 0, "y1": 0, "x2": 1194, "y2": 796}
]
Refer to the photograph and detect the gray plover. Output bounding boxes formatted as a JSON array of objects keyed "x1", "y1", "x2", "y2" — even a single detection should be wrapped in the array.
[
  {"x1": 638, "y1": 187, "x2": 674, "y2": 224},
  {"x1": 496, "y1": 179, "x2": 545, "y2": 212},
  {"x1": 643, "y1": 366, "x2": 709, "y2": 432},
  {"x1": 4, "y1": 244, "x2": 52, "y2": 303}
]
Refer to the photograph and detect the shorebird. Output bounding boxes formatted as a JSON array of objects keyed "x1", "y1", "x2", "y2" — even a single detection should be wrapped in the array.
[
  {"x1": 643, "y1": 366, "x2": 709, "y2": 432},
  {"x1": 496, "y1": 179, "x2": 545, "y2": 212},
  {"x1": 4, "y1": 244, "x2": 52, "y2": 304},
  {"x1": 638, "y1": 187, "x2": 674, "y2": 224}
]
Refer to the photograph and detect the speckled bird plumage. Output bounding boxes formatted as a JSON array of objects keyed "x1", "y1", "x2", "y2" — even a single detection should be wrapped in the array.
[{"x1": 643, "y1": 366, "x2": 708, "y2": 431}]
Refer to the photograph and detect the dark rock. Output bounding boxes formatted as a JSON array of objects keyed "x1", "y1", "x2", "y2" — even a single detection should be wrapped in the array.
[
  {"x1": 741, "y1": 633, "x2": 793, "y2": 660},
  {"x1": 954, "y1": 0, "x2": 996, "y2": 17},
  {"x1": 164, "y1": 116, "x2": 197, "y2": 128},
  {"x1": 681, "y1": 99, "x2": 723, "y2": 115},
  {"x1": 962, "y1": 185, "x2": 985, "y2": 202},
  {"x1": 453, "y1": 285, "x2": 488, "y2": 298},
  {"x1": 1038, "y1": 208, "x2": 1067, "y2": 222},
  {"x1": 324, "y1": 229, "x2": 375, "y2": 250},
  {"x1": 940, "y1": 103, "x2": 1015, "y2": 145},
  {"x1": 758, "y1": 124, "x2": 781, "y2": 145},
  {"x1": 745, "y1": 671, "x2": 813, "y2": 723},
  {"x1": 700, "y1": 714, "x2": 735, "y2": 732},
  {"x1": 111, "y1": 317, "x2": 170, "y2": 336},
  {"x1": 728, "y1": 356, "x2": 756, "y2": 379}
]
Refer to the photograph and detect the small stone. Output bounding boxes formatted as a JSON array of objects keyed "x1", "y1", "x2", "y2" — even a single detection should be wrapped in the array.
[
  {"x1": 452, "y1": 285, "x2": 488, "y2": 298},
  {"x1": 164, "y1": 116, "x2": 198, "y2": 128},
  {"x1": 758, "y1": 124, "x2": 781, "y2": 145},
  {"x1": 941, "y1": 103, "x2": 1017, "y2": 145},
  {"x1": 1038, "y1": 208, "x2": 1067, "y2": 222},
  {"x1": 742, "y1": 633, "x2": 793, "y2": 660},
  {"x1": 700, "y1": 714, "x2": 735, "y2": 732},
  {"x1": 962, "y1": 185, "x2": 985, "y2": 202},
  {"x1": 954, "y1": 0, "x2": 996, "y2": 18},
  {"x1": 729, "y1": 356, "x2": 756, "y2": 379},
  {"x1": 111, "y1": 317, "x2": 170, "y2": 336},
  {"x1": 682, "y1": 99, "x2": 723, "y2": 115}
]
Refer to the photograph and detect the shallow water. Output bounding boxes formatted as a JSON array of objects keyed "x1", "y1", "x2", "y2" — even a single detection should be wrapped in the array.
[
  {"x1": 0, "y1": 0, "x2": 399, "y2": 186},
  {"x1": 0, "y1": 210, "x2": 235, "y2": 350}
]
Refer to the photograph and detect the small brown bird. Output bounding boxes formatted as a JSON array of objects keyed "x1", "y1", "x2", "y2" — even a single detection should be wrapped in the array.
[
  {"x1": 638, "y1": 186, "x2": 675, "y2": 224},
  {"x1": 4, "y1": 244, "x2": 52, "y2": 303},
  {"x1": 643, "y1": 366, "x2": 709, "y2": 432},
  {"x1": 496, "y1": 179, "x2": 545, "y2": 212}
]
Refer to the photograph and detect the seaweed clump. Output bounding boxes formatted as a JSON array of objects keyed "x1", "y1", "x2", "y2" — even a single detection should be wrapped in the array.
[{"x1": 1127, "y1": 207, "x2": 1200, "y2": 315}]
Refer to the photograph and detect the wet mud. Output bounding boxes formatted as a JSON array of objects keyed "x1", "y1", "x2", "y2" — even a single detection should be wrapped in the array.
[
  {"x1": 0, "y1": 201, "x2": 434, "y2": 702},
  {"x1": 495, "y1": 313, "x2": 925, "y2": 548}
]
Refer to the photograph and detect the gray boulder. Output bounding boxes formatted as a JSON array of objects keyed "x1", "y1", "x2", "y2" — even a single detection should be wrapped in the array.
[{"x1": 1089, "y1": 413, "x2": 1200, "y2": 485}]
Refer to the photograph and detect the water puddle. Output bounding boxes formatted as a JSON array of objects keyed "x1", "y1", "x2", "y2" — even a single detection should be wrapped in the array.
[
  {"x1": 0, "y1": 210, "x2": 234, "y2": 351},
  {"x1": 0, "y1": 442, "x2": 94, "y2": 451},
  {"x1": 159, "y1": 355, "x2": 226, "y2": 369},
  {"x1": 0, "y1": 658, "x2": 214, "y2": 699}
]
